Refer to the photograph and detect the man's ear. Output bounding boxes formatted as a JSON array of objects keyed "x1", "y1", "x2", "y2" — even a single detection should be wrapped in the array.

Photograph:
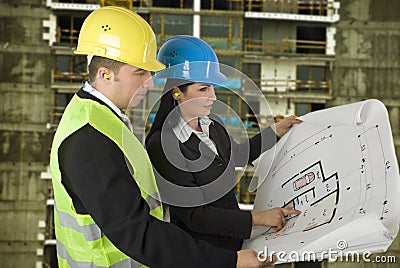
[{"x1": 98, "y1": 67, "x2": 113, "y2": 83}]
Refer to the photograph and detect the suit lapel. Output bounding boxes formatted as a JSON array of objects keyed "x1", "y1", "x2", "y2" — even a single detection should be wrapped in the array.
[
  {"x1": 209, "y1": 122, "x2": 229, "y2": 164},
  {"x1": 183, "y1": 133, "x2": 217, "y2": 161}
]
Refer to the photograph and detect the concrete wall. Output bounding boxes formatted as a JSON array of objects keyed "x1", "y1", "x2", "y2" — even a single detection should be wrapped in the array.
[
  {"x1": 332, "y1": 0, "x2": 400, "y2": 159},
  {"x1": 0, "y1": 0, "x2": 53, "y2": 267},
  {"x1": 328, "y1": 0, "x2": 400, "y2": 266}
]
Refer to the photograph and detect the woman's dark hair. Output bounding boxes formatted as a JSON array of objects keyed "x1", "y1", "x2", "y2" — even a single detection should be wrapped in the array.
[{"x1": 145, "y1": 79, "x2": 194, "y2": 144}]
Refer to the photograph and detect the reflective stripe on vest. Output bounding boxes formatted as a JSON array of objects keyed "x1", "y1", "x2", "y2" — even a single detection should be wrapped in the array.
[
  {"x1": 55, "y1": 200, "x2": 102, "y2": 241},
  {"x1": 50, "y1": 94, "x2": 163, "y2": 267},
  {"x1": 56, "y1": 240, "x2": 142, "y2": 268}
]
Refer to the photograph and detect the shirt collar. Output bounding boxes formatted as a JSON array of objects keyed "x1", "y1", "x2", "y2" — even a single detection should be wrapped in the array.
[
  {"x1": 82, "y1": 81, "x2": 125, "y2": 119},
  {"x1": 173, "y1": 116, "x2": 213, "y2": 143}
]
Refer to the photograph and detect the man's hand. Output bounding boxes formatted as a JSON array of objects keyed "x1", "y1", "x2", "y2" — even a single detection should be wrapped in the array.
[
  {"x1": 251, "y1": 208, "x2": 301, "y2": 231},
  {"x1": 272, "y1": 115, "x2": 302, "y2": 137},
  {"x1": 237, "y1": 249, "x2": 275, "y2": 268}
]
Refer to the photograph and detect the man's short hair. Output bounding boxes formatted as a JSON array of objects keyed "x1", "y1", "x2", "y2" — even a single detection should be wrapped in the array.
[{"x1": 88, "y1": 56, "x2": 126, "y2": 82}]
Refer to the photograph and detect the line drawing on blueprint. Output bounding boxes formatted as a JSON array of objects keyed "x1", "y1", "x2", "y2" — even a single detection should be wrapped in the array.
[{"x1": 243, "y1": 100, "x2": 400, "y2": 262}]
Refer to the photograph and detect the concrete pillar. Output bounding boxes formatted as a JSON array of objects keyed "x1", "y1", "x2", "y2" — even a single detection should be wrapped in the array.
[
  {"x1": 388, "y1": 106, "x2": 399, "y2": 136},
  {"x1": 193, "y1": 0, "x2": 200, "y2": 37}
]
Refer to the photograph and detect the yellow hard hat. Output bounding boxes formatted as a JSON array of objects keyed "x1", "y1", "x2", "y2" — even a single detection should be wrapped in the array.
[{"x1": 75, "y1": 6, "x2": 165, "y2": 71}]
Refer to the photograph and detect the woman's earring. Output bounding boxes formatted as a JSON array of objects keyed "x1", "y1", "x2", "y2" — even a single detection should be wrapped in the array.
[{"x1": 173, "y1": 92, "x2": 180, "y2": 107}]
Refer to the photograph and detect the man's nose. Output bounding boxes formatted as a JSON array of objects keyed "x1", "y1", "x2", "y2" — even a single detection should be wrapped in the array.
[{"x1": 143, "y1": 72, "x2": 154, "y2": 88}]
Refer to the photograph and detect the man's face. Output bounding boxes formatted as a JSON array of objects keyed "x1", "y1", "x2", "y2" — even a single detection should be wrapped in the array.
[{"x1": 111, "y1": 64, "x2": 153, "y2": 109}]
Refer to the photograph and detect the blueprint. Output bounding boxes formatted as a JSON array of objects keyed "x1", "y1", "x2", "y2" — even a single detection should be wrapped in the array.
[{"x1": 243, "y1": 99, "x2": 400, "y2": 262}]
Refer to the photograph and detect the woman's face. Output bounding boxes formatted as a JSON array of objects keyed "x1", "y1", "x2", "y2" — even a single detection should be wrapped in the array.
[{"x1": 176, "y1": 83, "x2": 217, "y2": 119}]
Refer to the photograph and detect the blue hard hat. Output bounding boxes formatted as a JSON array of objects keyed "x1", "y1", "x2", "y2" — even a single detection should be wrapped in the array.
[{"x1": 155, "y1": 35, "x2": 226, "y2": 84}]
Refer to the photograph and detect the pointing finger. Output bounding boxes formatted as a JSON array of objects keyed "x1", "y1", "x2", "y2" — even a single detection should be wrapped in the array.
[{"x1": 282, "y1": 208, "x2": 301, "y2": 216}]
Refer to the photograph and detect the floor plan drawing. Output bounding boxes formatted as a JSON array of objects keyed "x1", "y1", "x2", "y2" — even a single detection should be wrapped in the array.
[{"x1": 243, "y1": 99, "x2": 400, "y2": 263}]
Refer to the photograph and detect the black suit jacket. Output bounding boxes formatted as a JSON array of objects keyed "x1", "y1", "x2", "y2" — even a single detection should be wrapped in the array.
[
  {"x1": 146, "y1": 115, "x2": 278, "y2": 251},
  {"x1": 58, "y1": 90, "x2": 237, "y2": 268}
]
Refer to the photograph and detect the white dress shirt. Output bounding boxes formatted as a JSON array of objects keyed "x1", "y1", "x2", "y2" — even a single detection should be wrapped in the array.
[{"x1": 173, "y1": 116, "x2": 219, "y2": 155}]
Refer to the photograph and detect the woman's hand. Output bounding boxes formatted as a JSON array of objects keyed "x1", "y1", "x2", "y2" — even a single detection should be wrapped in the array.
[
  {"x1": 251, "y1": 208, "x2": 301, "y2": 231},
  {"x1": 272, "y1": 115, "x2": 302, "y2": 137}
]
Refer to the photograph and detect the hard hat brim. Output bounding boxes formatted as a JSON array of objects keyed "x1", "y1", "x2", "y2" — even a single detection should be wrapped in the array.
[
  {"x1": 75, "y1": 50, "x2": 166, "y2": 72},
  {"x1": 154, "y1": 61, "x2": 226, "y2": 85}
]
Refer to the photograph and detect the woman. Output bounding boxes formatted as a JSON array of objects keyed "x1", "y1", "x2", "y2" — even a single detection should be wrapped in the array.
[{"x1": 146, "y1": 36, "x2": 301, "y2": 251}]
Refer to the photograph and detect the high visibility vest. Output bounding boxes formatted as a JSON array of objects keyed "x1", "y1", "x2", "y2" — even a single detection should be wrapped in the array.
[{"x1": 50, "y1": 94, "x2": 163, "y2": 267}]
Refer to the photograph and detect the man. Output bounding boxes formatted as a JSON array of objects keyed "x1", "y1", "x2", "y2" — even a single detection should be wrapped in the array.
[{"x1": 50, "y1": 6, "x2": 274, "y2": 268}]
